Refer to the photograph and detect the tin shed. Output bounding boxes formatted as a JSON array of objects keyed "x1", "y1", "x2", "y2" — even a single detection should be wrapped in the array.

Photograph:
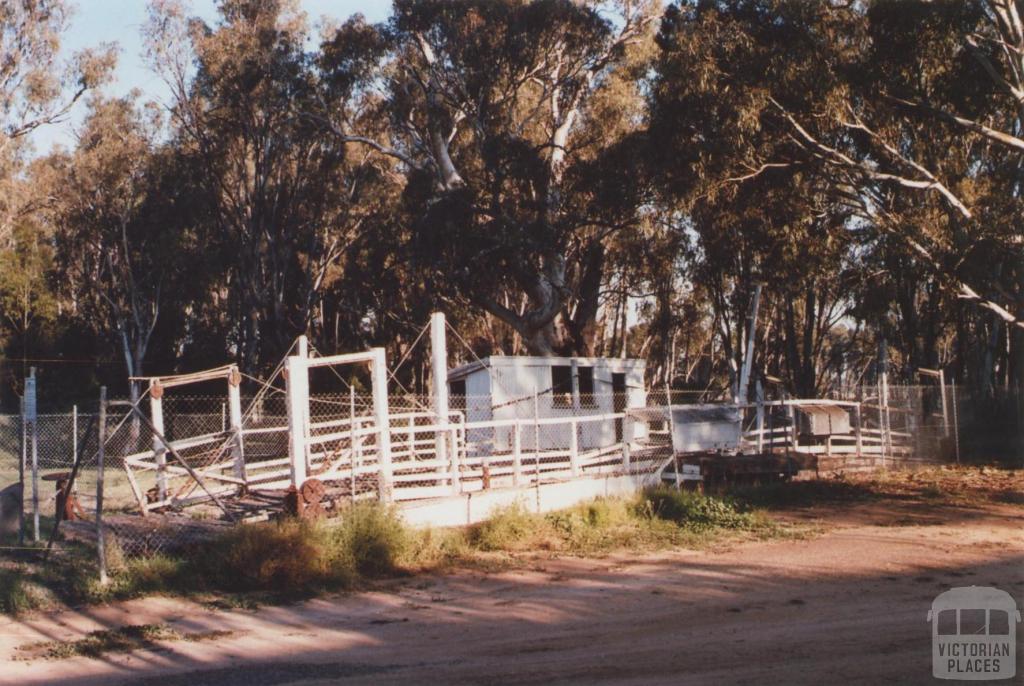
[{"x1": 447, "y1": 356, "x2": 647, "y2": 453}]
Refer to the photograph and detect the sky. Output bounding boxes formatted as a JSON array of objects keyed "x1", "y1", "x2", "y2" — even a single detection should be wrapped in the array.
[{"x1": 30, "y1": 0, "x2": 393, "y2": 154}]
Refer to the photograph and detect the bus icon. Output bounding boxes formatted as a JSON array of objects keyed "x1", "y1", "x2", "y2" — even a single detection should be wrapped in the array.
[{"x1": 928, "y1": 586, "x2": 1020, "y2": 680}]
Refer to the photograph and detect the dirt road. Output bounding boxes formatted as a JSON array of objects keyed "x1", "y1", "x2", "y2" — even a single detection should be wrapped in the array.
[{"x1": 3, "y1": 498, "x2": 1022, "y2": 685}]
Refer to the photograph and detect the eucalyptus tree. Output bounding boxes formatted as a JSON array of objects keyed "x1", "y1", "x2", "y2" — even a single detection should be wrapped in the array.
[
  {"x1": 145, "y1": 0, "x2": 386, "y2": 373},
  {"x1": 0, "y1": 0, "x2": 115, "y2": 244},
  {"x1": 650, "y1": 0, "x2": 1022, "y2": 390},
  {"x1": 47, "y1": 96, "x2": 192, "y2": 408},
  {"x1": 0, "y1": 219, "x2": 57, "y2": 384},
  {"x1": 316, "y1": 0, "x2": 658, "y2": 355}
]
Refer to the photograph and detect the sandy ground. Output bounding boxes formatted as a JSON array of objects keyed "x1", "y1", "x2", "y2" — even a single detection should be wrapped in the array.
[{"x1": 1, "y1": 498, "x2": 1022, "y2": 686}]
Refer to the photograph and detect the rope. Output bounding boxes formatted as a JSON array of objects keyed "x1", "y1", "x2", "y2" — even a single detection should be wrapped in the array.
[
  {"x1": 306, "y1": 341, "x2": 357, "y2": 393},
  {"x1": 306, "y1": 340, "x2": 431, "y2": 414},
  {"x1": 388, "y1": 322, "x2": 430, "y2": 381}
]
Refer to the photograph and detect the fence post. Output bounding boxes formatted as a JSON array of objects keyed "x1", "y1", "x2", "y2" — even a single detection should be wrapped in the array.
[
  {"x1": 938, "y1": 369, "x2": 950, "y2": 438},
  {"x1": 512, "y1": 423, "x2": 522, "y2": 486},
  {"x1": 96, "y1": 387, "x2": 108, "y2": 586},
  {"x1": 285, "y1": 354, "x2": 309, "y2": 488},
  {"x1": 430, "y1": 312, "x2": 452, "y2": 490},
  {"x1": 18, "y1": 395, "x2": 25, "y2": 545},
  {"x1": 533, "y1": 388, "x2": 541, "y2": 487},
  {"x1": 227, "y1": 367, "x2": 246, "y2": 486},
  {"x1": 349, "y1": 385, "x2": 357, "y2": 502},
  {"x1": 150, "y1": 381, "x2": 168, "y2": 502},
  {"x1": 569, "y1": 418, "x2": 580, "y2": 478},
  {"x1": 72, "y1": 404, "x2": 78, "y2": 472},
  {"x1": 28, "y1": 368, "x2": 38, "y2": 543},
  {"x1": 371, "y1": 347, "x2": 393, "y2": 503}
]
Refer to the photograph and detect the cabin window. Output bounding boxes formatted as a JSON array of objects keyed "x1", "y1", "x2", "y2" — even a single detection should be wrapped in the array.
[
  {"x1": 551, "y1": 365, "x2": 573, "y2": 408},
  {"x1": 577, "y1": 366, "x2": 597, "y2": 408}
]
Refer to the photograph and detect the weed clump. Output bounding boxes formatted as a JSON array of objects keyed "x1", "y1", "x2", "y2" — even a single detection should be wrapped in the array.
[
  {"x1": 470, "y1": 502, "x2": 541, "y2": 551},
  {"x1": 329, "y1": 502, "x2": 408, "y2": 577},
  {"x1": 642, "y1": 486, "x2": 756, "y2": 530},
  {"x1": 0, "y1": 567, "x2": 50, "y2": 615},
  {"x1": 200, "y1": 518, "x2": 346, "y2": 593}
]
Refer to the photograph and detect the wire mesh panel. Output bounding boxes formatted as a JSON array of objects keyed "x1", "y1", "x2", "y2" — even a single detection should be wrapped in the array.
[{"x1": 9, "y1": 377, "x2": 1009, "y2": 569}]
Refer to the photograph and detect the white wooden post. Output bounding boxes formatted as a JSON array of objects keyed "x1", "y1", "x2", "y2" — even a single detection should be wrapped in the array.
[
  {"x1": 297, "y1": 336, "x2": 311, "y2": 464},
  {"x1": 430, "y1": 312, "x2": 453, "y2": 492},
  {"x1": 285, "y1": 355, "x2": 309, "y2": 487},
  {"x1": 227, "y1": 367, "x2": 246, "y2": 485},
  {"x1": 149, "y1": 380, "x2": 167, "y2": 501},
  {"x1": 533, "y1": 388, "x2": 541, "y2": 485},
  {"x1": 512, "y1": 423, "x2": 522, "y2": 486},
  {"x1": 569, "y1": 418, "x2": 580, "y2": 477},
  {"x1": 371, "y1": 347, "x2": 393, "y2": 502},
  {"x1": 882, "y1": 374, "x2": 891, "y2": 462}
]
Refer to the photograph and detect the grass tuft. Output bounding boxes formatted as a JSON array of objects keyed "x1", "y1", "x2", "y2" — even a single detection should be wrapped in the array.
[
  {"x1": 0, "y1": 567, "x2": 50, "y2": 615},
  {"x1": 470, "y1": 502, "x2": 541, "y2": 551}
]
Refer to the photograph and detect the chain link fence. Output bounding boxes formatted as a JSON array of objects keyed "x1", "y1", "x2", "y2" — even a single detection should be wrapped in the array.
[{"x1": 1, "y1": 382, "x2": 1019, "y2": 568}]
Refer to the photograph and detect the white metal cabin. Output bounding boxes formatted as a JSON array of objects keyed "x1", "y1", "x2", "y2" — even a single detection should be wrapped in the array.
[{"x1": 447, "y1": 355, "x2": 648, "y2": 453}]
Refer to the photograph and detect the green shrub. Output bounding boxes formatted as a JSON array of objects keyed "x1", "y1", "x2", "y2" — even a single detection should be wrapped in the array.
[
  {"x1": 200, "y1": 519, "x2": 352, "y2": 593},
  {"x1": 329, "y1": 502, "x2": 408, "y2": 577},
  {"x1": 189, "y1": 503, "x2": 408, "y2": 594},
  {"x1": 642, "y1": 487, "x2": 755, "y2": 530}
]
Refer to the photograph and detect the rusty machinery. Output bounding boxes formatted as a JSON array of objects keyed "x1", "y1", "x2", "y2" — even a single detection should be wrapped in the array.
[
  {"x1": 41, "y1": 471, "x2": 86, "y2": 522},
  {"x1": 283, "y1": 477, "x2": 327, "y2": 519}
]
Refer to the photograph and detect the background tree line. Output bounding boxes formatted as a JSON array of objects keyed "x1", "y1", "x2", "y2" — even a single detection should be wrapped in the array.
[{"x1": 0, "y1": 0, "x2": 1020, "y2": 409}]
